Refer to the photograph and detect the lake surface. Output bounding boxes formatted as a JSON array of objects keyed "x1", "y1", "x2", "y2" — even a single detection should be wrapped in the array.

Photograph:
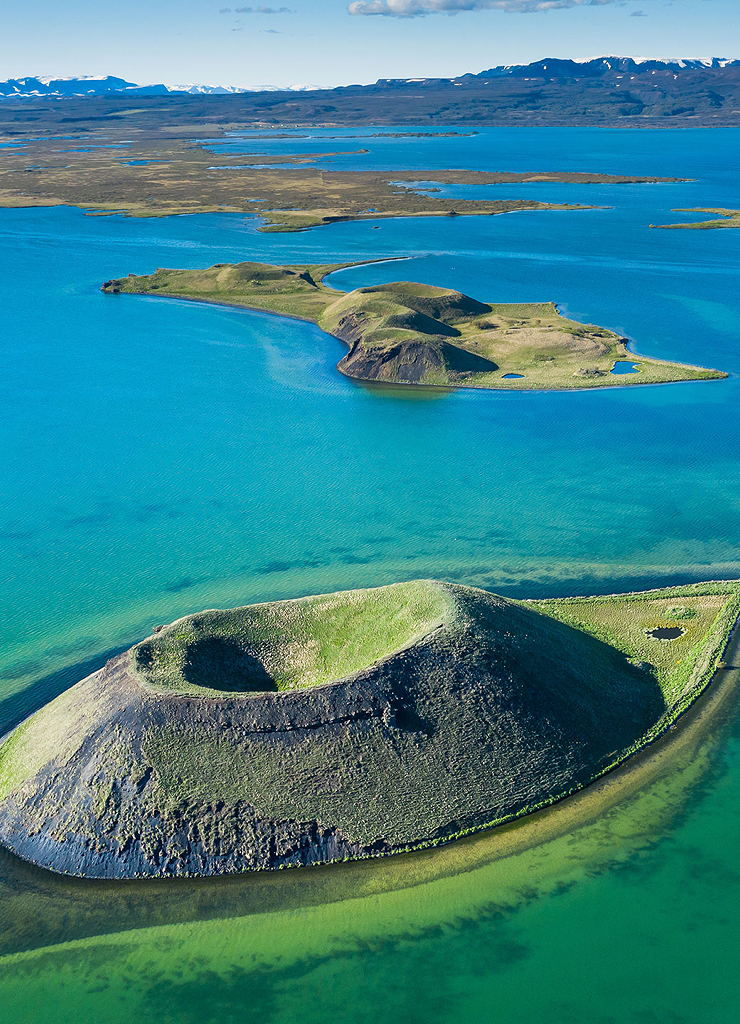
[{"x1": 0, "y1": 127, "x2": 738, "y2": 1021}]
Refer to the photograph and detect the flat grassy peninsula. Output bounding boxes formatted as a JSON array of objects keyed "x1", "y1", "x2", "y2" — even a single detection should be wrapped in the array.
[
  {"x1": 0, "y1": 579, "x2": 736, "y2": 878},
  {"x1": 531, "y1": 581, "x2": 740, "y2": 711},
  {"x1": 653, "y1": 207, "x2": 740, "y2": 230},
  {"x1": 0, "y1": 110, "x2": 687, "y2": 228},
  {"x1": 102, "y1": 259, "x2": 726, "y2": 390}
]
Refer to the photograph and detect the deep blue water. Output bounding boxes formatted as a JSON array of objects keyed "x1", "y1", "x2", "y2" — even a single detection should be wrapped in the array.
[{"x1": 1, "y1": 127, "x2": 739, "y2": 726}]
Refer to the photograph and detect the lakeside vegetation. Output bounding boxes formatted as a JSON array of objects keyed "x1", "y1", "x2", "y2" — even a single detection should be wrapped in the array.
[
  {"x1": 102, "y1": 259, "x2": 726, "y2": 390},
  {"x1": 532, "y1": 582, "x2": 740, "y2": 708}
]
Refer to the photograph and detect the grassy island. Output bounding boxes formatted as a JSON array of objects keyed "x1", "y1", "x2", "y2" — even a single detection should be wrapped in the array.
[
  {"x1": 102, "y1": 259, "x2": 725, "y2": 390},
  {"x1": 0, "y1": 579, "x2": 736, "y2": 878},
  {"x1": 653, "y1": 207, "x2": 740, "y2": 230}
]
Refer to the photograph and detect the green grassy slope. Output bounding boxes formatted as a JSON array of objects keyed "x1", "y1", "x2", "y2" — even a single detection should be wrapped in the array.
[
  {"x1": 102, "y1": 260, "x2": 726, "y2": 391},
  {"x1": 0, "y1": 580, "x2": 736, "y2": 877},
  {"x1": 533, "y1": 582, "x2": 740, "y2": 714},
  {"x1": 133, "y1": 580, "x2": 450, "y2": 696}
]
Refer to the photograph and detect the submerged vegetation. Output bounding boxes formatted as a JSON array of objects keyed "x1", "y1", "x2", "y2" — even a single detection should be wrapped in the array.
[
  {"x1": 102, "y1": 259, "x2": 725, "y2": 390},
  {"x1": 0, "y1": 579, "x2": 736, "y2": 878}
]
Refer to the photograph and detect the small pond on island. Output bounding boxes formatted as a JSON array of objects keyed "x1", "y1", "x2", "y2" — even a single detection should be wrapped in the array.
[{"x1": 647, "y1": 626, "x2": 686, "y2": 641}]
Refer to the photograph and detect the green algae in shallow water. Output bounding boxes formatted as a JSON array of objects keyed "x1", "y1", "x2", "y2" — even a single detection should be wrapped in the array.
[{"x1": 0, "y1": 637, "x2": 738, "y2": 1024}]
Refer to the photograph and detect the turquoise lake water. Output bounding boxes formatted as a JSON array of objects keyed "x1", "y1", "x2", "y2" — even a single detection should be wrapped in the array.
[{"x1": 0, "y1": 127, "x2": 738, "y2": 1020}]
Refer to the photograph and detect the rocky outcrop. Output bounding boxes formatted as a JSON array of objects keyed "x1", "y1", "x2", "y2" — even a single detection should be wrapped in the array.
[
  {"x1": 336, "y1": 326, "x2": 498, "y2": 384},
  {"x1": 330, "y1": 298, "x2": 499, "y2": 384}
]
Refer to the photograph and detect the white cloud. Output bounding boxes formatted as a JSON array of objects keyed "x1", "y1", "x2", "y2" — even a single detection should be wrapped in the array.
[{"x1": 348, "y1": 0, "x2": 625, "y2": 16}]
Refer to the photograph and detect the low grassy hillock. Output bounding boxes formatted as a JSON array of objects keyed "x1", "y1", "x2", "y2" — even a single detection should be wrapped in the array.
[
  {"x1": 653, "y1": 208, "x2": 740, "y2": 229},
  {"x1": 0, "y1": 579, "x2": 736, "y2": 879},
  {"x1": 102, "y1": 259, "x2": 726, "y2": 390}
]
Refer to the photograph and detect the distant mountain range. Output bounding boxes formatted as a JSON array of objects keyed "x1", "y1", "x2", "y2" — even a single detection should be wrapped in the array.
[
  {"x1": 0, "y1": 76, "x2": 164, "y2": 97},
  {"x1": 0, "y1": 75, "x2": 318, "y2": 98},
  {"x1": 2, "y1": 57, "x2": 739, "y2": 127},
  {"x1": 476, "y1": 56, "x2": 739, "y2": 78},
  {"x1": 1, "y1": 58, "x2": 739, "y2": 98}
]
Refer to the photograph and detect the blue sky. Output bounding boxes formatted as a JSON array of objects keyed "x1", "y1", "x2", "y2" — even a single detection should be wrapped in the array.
[{"x1": 2, "y1": 0, "x2": 737, "y2": 89}]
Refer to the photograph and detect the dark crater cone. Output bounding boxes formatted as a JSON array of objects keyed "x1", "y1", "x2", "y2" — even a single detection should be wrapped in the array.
[
  {"x1": 328, "y1": 282, "x2": 499, "y2": 383},
  {"x1": 0, "y1": 581, "x2": 665, "y2": 879}
]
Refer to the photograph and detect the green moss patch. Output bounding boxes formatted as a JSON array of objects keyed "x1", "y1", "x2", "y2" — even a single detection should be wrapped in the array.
[
  {"x1": 0, "y1": 682, "x2": 103, "y2": 801},
  {"x1": 132, "y1": 580, "x2": 450, "y2": 695}
]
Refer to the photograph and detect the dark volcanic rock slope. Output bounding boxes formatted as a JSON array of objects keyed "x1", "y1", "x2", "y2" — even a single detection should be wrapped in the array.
[{"x1": 0, "y1": 582, "x2": 669, "y2": 878}]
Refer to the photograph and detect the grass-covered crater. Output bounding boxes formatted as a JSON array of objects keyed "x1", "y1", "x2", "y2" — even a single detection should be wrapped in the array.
[
  {"x1": 102, "y1": 259, "x2": 725, "y2": 390},
  {"x1": 133, "y1": 582, "x2": 449, "y2": 696},
  {"x1": 0, "y1": 579, "x2": 736, "y2": 879}
]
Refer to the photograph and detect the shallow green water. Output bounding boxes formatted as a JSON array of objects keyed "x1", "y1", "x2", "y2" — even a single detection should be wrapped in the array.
[
  {"x1": 1, "y1": 648, "x2": 737, "y2": 1023},
  {"x1": 0, "y1": 127, "x2": 738, "y2": 1020}
]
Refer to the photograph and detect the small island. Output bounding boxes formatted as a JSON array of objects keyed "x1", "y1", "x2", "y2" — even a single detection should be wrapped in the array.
[
  {"x1": 0, "y1": 579, "x2": 736, "y2": 878},
  {"x1": 102, "y1": 260, "x2": 725, "y2": 390},
  {"x1": 653, "y1": 207, "x2": 740, "y2": 230}
]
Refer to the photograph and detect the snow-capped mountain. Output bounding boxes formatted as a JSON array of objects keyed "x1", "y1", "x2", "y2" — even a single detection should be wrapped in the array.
[
  {"x1": 169, "y1": 82, "x2": 321, "y2": 94},
  {"x1": 0, "y1": 75, "x2": 170, "y2": 97},
  {"x1": 1, "y1": 59, "x2": 738, "y2": 100},
  {"x1": 165, "y1": 83, "x2": 254, "y2": 95},
  {"x1": 0, "y1": 75, "x2": 323, "y2": 98},
  {"x1": 476, "y1": 57, "x2": 739, "y2": 79}
]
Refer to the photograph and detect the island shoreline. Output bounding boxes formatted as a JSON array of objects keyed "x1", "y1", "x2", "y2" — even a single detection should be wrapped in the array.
[{"x1": 110, "y1": 287, "x2": 728, "y2": 394}]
